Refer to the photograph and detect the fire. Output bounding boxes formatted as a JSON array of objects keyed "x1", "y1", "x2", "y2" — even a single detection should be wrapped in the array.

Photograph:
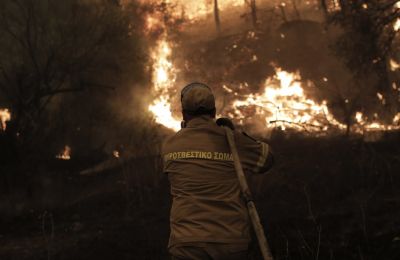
[
  {"x1": 353, "y1": 112, "x2": 400, "y2": 132},
  {"x1": 149, "y1": 96, "x2": 181, "y2": 131},
  {"x1": 149, "y1": 64, "x2": 400, "y2": 133},
  {"x1": 394, "y1": 3, "x2": 400, "y2": 31},
  {"x1": 390, "y1": 59, "x2": 400, "y2": 71},
  {"x1": 394, "y1": 18, "x2": 400, "y2": 31},
  {"x1": 394, "y1": 113, "x2": 400, "y2": 124},
  {"x1": 152, "y1": 40, "x2": 175, "y2": 90},
  {"x1": 144, "y1": 0, "x2": 247, "y2": 132},
  {"x1": 56, "y1": 145, "x2": 71, "y2": 160},
  {"x1": 326, "y1": 0, "x2": 341, "y2": 12},
  {"x1": 138, "y1": 0, "x2": 244, "y2": 20},
  {"x1": 229, "y1": 68, "x2": 346, "y2": 131},
  {"x1": 142, "y1": 0, "x2": 182, "y2": 131},
  {"x1": 148, "y1": 38, "x2": 181, "y2": 131},
  {"x1": 0, "y1": 109, "x2": 11, "y2": 131},
  {"x1": 144, "y1": 1, "x2": 400, "y2": 135}
]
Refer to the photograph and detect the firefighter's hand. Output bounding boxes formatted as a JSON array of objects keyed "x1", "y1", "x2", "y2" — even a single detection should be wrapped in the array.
[{"x1": 216, "y1": 117, "x2": 235, "y2": 130}]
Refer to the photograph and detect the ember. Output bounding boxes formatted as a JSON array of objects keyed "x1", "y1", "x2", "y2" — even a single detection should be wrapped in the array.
[
  {"x1": 390, "y1": 59, "x2": 400, "y2": 71},
  {"x1": 394, "y1": 19, "x2": 400, "y2": 31},
  {"x1": 0, "y1": 109, "x2": 11, "y2": 131},
  {"x1": 56, "y1": 145, "x2": 71, "y2": 160}
]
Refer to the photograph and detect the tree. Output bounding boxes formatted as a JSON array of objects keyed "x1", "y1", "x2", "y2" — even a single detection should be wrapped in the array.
[
  {"x1": 322, "y1": 1, "x2": 400, "y2": 89},
  {"x1": 0, "y1": 0, "x2": 144, "y2": 151},
  {"x1": 245, "y1": 0, "x2": 258, "y2": 29},
  {"x1": 214, "y1": 0, "x2": 221, "y2": 34},
  {"x1": 322, "y1": 0, "x2": 400, "y2": 121}
]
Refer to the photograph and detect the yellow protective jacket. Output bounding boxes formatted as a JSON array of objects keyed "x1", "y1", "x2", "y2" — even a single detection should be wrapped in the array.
[{"x1": 162, "y1": 116, "x2": 273, "y2": 248}]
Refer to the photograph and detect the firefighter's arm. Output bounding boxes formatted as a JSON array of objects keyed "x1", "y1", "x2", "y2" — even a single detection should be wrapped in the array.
[
  {"x1": 236, "y1": 132, "x2": 274, "y2": 174},
  {"x1": 216, "y1": 117, "x2": 274, "y2": 174},
  {"x1": 257, "y1": 142, "x2": 274, "y2": 173}
]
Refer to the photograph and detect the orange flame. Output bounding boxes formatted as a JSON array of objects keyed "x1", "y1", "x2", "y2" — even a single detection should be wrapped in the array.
[
  {"x1": 144, "y1": 1, "x2": 400, "y2": 135},
  {"x1": 148, "y1": 64, "x2": 400, "y2": 133},
  {"x1": 394, "y1": 19, "x2": 400, "y2": 31},
  {"x1": 230, "y1": 68, "x2": 346, "y2": 131},
  {"x1": 138, "y1": 0, "x2": 244, "y2": 20},
  {"x1": 56, "y1": 145, "x2": 71, "y2": 160},
  {"x1": 148, "y1": 38, "x2": 181, "y2": 131},
  {"x1": 0, "y1": 109, "x2": 11, "y2": 131}
]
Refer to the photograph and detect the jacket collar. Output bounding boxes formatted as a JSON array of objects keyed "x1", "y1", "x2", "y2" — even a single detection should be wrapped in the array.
[{"x1": 186, "y1": 116, "x2": 215, "y2": 128}]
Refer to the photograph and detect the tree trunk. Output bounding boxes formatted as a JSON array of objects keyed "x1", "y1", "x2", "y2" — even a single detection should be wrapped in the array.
[
  {"x1": 279, "y1": 4, "x2": 288, "y2": 22},
  {"x1": 377, "y1": 59, "x2": 390, "y2": 91},
  {"x1": 291, "y1": 0, "x2": 301, "y2": 20},
  {"x1": 345, "y1": 117, "x2": 351, "y2": 137},
  {"x1": 338, "y1": 0, "x2": 347, "y2": 12},
  {"x1": 320, "y1": 0, "x2": 328, "y2": 17},
  {"x1": 214, "y1": 0, "x2": 221, "y2": 35},
  {"x1": 250, "y1": 0, "x2": 258, "y2": 29}
]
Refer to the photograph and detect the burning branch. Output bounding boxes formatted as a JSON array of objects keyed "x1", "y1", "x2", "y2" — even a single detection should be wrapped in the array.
[
  {"x1": 269, "y1": 120, "x2": 325, "y2": 132},
  {"x1": 0, "y1": 109, "x2": 11, "y2": 131}
]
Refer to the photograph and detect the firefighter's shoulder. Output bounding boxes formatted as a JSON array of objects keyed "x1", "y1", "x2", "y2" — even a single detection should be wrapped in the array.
[
  {"x1": 233, "y1": 130, "x2": 259, "y2": 144},
  {"x1": 162, "y1": 129, "x2": 184, "y2": 153},
  {"x1": 241, "y1": 131, "x2": 258, "y2": 142}
]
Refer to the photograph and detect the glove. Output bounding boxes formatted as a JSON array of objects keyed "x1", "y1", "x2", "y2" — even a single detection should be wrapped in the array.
[{"x1": 216, "y1": 117, "x2": 235, "y2": 130}]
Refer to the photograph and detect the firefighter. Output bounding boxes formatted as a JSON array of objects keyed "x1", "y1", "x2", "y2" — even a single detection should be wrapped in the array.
[{"x1": 162, "y1": 82, "x2": 274, "y2": 260}]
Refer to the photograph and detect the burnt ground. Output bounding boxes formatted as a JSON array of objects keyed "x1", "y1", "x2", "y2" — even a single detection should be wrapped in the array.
[{"x1": 1, "y1": 133, "x2": 400, "y2": 260}]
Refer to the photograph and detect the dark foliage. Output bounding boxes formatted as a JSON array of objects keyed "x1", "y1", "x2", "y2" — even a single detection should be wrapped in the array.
[
  {"x1": 1, "y1": 135, "x2": 399, "y2": 259},
  {"x1": 0, "y1": 0, "x2": 145, "y2": 157},
  {"x1": 322, "y1": 0, "x2": 400, "y2": 120}
]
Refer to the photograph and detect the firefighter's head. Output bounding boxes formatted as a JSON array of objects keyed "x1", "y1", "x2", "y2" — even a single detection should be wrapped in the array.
[{"x1": 181, "y1": 82, "x2": 216, "y2": 121}]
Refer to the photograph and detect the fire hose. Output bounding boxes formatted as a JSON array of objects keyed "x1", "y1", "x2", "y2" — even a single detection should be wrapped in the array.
[{"x1": 223, "y1": 126, "x2": 274, "y2": 260}]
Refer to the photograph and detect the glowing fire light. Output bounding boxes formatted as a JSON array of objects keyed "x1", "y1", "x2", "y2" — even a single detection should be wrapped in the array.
[
  {"x1": 144, "y1": 0, "x2": 400, "y2": 135},
  {"x1": 149, "y1": 97, "x2": 181, "y2": 131},
  {"x1": 394, "y1": 113, "x2": 400, "y2": 124},
  {"x1": 354, "y1": 112, "x2": 400, "y2": 132},
  {"x1": 394, "y1": 18, "x2": 400, "y2": 31},
  {"x1": 143, "y1": 0, "x2": 182, "y2": 132},
  {"x1": 56, "y1": 145, "x2": 71, "y2": 160},
  {"x1": 113, "y1": 150, "x2": 120, "y2": 158},
  {"x1": 326, "y1": 0, "x2": 341, "y2": 12},
  {"x1": 230, "y1": 68, "x2": 346, "y2": 131},
  {"x1": 149, "y1": 64, "x2": 400, "y2": 133},
  {"x1": 390, "y1": 59, "x2": 400, "y2": 71},
  {"x1": 138, "y1": 0, "x2": 244, "y2": 20},
  {"x1": 148, "y1": 38, "x2": 181, "y2": 131},
  {"x1": 144, "y1": 0, "x2": 182, "y2": 132},
  {"x1": 0, "y1": 109, "x2": 11, "y2": 131}
]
